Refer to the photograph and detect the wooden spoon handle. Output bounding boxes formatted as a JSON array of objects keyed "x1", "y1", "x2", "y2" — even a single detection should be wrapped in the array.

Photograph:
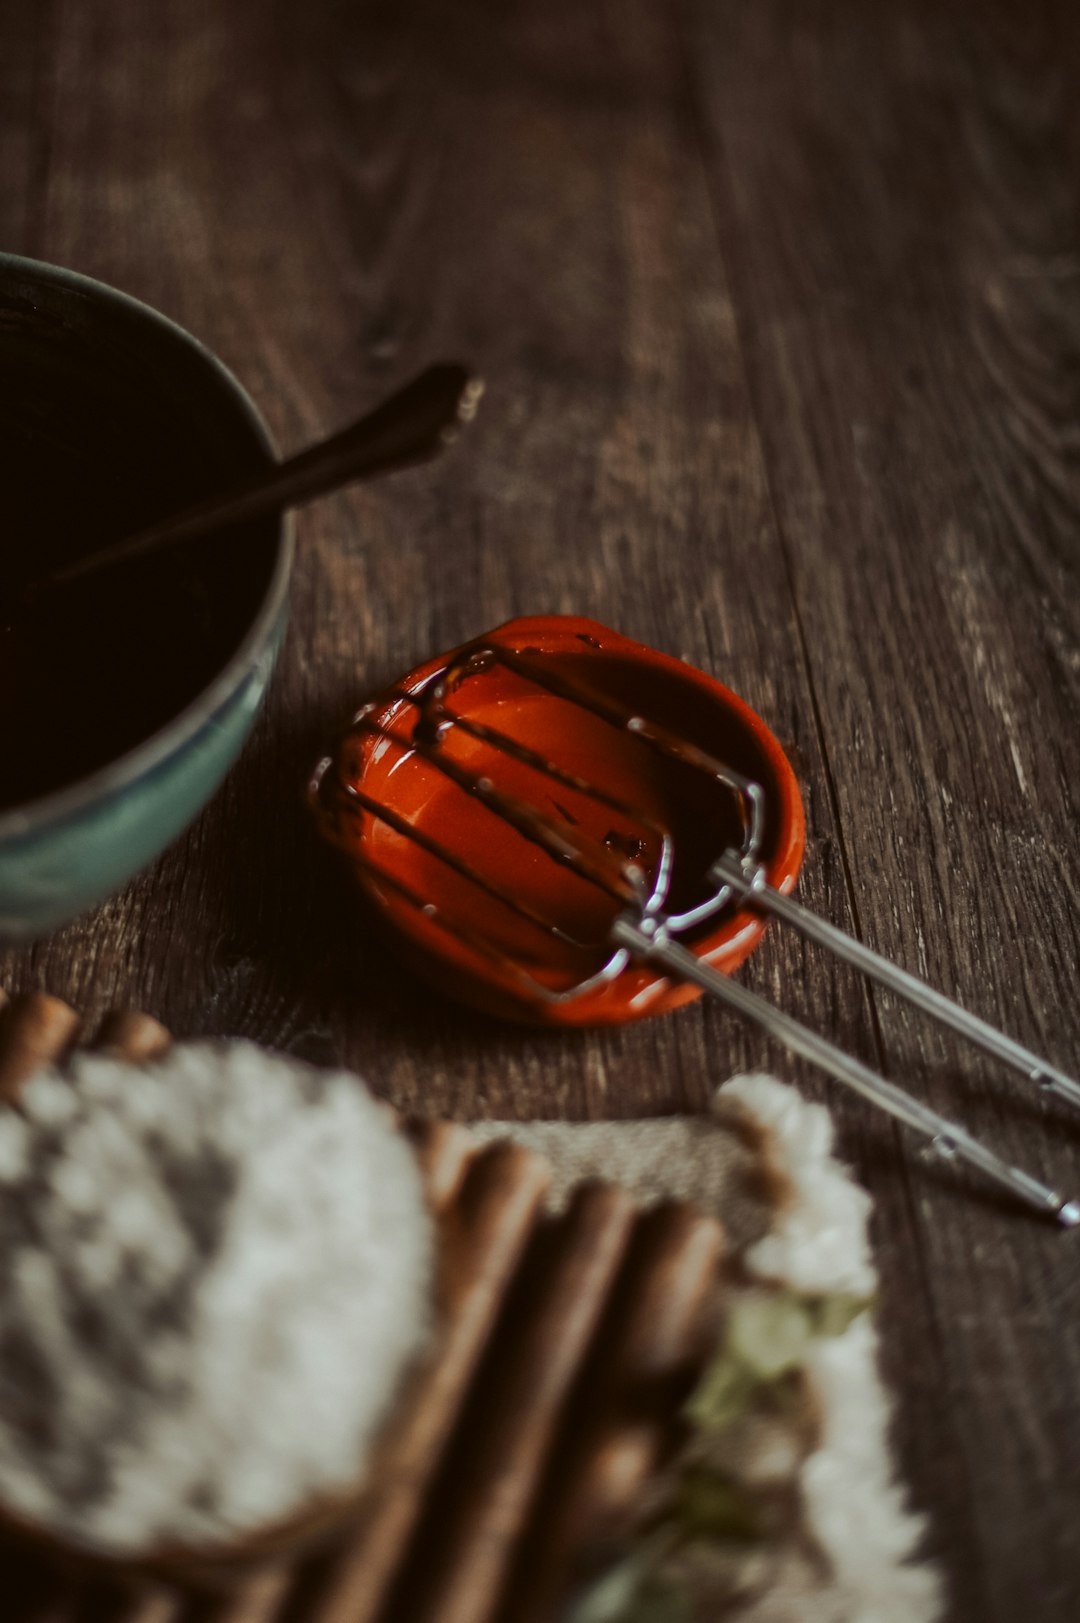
[{"x1": 29, "y1": 362, "x2": 482, "y2": 598}]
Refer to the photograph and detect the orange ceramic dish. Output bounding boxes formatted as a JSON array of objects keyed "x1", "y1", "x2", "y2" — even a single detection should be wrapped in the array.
[{"x1": 310, "y1": 615, "x2": 805, "y2": 1026}]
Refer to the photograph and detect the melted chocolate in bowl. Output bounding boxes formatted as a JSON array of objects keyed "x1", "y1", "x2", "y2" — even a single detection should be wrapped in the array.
[
  {"x1": 367, "y1": 658, "x2": 768, "y2": 985},
  {"x1": 0, "y1": 271, "x2": 280, "y2": 814},
  {"x1": 336, "y1": 623, "x2": 805, "y2": 1025}
]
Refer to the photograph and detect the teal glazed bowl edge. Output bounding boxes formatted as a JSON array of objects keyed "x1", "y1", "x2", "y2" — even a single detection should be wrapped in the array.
[{"x1": 0, "y1": 255, "x2": 293, "y2": 940}]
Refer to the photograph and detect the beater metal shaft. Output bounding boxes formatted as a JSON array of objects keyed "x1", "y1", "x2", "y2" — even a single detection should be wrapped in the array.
[
  {"x1": 321, "y1": 640, "x2": 1080, "y2": 1226},
  {"x1": 610, "y1": 913, "x2": 1079, "y2": 1227}
]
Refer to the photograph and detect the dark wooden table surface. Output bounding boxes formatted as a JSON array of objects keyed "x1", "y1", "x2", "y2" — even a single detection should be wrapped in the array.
[{"x1": 2, "y1": 1, "x2": 1079, "y2": 1617}]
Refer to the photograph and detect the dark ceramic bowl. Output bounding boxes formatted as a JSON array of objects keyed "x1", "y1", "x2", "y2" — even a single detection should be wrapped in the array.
[{"x1": 0, "y1": 256, "x2": 292, "y2": 939}]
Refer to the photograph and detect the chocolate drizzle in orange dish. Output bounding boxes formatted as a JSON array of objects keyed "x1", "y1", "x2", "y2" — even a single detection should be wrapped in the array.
[{"x1": 312, "y1": 616, "x2": 805, "y2": 1026}]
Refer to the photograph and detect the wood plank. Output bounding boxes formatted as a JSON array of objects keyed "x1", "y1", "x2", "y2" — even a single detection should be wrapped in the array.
[
  {"x1": 6, "y1": 0, "x2": 1078, "y2": 1615},
  {"x1": 682, "y1": 2, "x2": 1080, "y2": 1618},
  {"x1": 0, "y1": 0, "x2": 865, "y2": 1134},
  {"x1": 0, "y1": 0, "x2": 54, "y2": 253}
]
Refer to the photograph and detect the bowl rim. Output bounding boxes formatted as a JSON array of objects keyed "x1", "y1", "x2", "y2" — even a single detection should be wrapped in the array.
[{"x1": 0, "y1": 252, "x2": 294, "y2": 841}]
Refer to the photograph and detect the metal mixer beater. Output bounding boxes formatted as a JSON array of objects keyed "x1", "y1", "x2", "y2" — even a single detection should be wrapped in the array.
[{"x1": 312, "y1": 623, "x2": 1080, "y2": 1227}]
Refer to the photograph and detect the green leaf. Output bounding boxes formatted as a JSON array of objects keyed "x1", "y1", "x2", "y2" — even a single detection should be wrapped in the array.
[
  {"x1": 682, "y1": 1351, "x2": 757, "y2": 1431},
  {"x1": 664, "y1": 1466, "x2": 763, "y2": 1541},
  {"x1": 805, "y1": 1290, "x2": 873, "y2": 1339},
  {"x1": 727, "y1": 1290, "x2": 815, "y2": 1378},
  {"x1": 566, "y1": 1554, "x2": 693, "y2": 1623}
]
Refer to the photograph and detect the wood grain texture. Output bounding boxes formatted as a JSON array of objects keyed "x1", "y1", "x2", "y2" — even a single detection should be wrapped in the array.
[
  {"x1": 682, "y1": 4, "x2": 1080, "y2": 1617},
  {"x1": 0, "y1": 0, "x2": 1078, "y2": 1617}
]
